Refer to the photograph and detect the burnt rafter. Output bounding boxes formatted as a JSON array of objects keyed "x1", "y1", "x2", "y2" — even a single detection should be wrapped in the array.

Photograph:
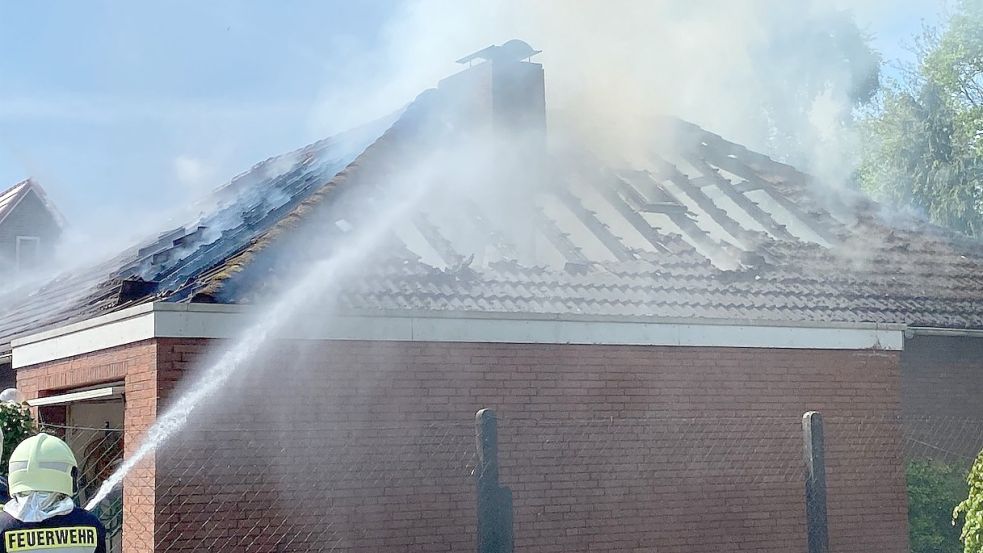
[
  {"x1": 534, "y1": 206, "x2": 590, "y2": 265},
  {"x1": 597, "y1": 175, "x2": 672, "y2": 254},
  {"x1": 650, "y1": 156, "x2": 763, "y2": 250},
  {"x1": 640, "y1": 202, "x2": 689, "y2": 215},
  {"x1": 734, "y1": 180, "x2": 766, "y2": 194},
  {"x1": 464, "y1": 200, "x2": 520, "y2": 260},
  {"x1": 554, "y1": 187, "x2": 635, "y2": 262},
  {"x1": 697, "y1": 146, "x2": 841, "y2": 245},
  {"x1": 412, "y1": 213, "x2": 465, "y2": 267},
  {"x1": 621, "y1": 170, "x2": 739, "y2": 267},
  {"x1": 683, "y1": 153, "x2": 795, "y2": 241}
]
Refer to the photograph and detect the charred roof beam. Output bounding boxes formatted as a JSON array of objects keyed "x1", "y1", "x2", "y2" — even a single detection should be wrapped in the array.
[
  {"x1": 412, "y1": 213, "x2": 465, "y2": 267},
  {"x1": 697, "y1": 149, "x2": 841, "y2": 245},
  {"x1": 683, "y1": 154, "x2": 795, "y2": 242},
  {"x1": 463, "y1": 201, "x2": 520, "y2": 261},
  {"x1": 532, "y1": 205, "x2": 590, "y2": 265},
  {"x1": 554, "y1": 188, "x2": 635, "y2": 262},
  {"x1": 621, "y1": 170, "x2": 740, "y2": 268},
  {"x1": 647, "y1": 160, "x2": 762, "y2": 251},
  {"x1": 596, "y1": 176, "x2": 672, "y2": 254},
  {"x1": 639, "y1": 202, "x2": 689, "y2": 215},
  {"x1": 734, "y1": 181, "x2": 766, "y2": 194}
]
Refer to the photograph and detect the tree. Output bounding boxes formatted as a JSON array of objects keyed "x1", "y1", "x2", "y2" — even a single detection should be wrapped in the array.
[
  {"x1": 757, "y1": 9, "x2": 882, "y2": 166},
  {"x1": 0, "y1": 401, "x2": 37, "y2": 468},
  {"x1": 859, "y1": 0, "x2": 983, "y2": 235},
  {"x1": 955, "y1": 449, "x2": 983, "y2": 553},
  {"x1": 907, "y1": 460, "x2": 967, "y2": 553}
]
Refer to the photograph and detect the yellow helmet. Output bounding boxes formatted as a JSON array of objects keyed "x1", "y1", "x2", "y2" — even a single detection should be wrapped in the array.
[{"x1": 8, "y1": 433, "x2": 77, "y2": 496}]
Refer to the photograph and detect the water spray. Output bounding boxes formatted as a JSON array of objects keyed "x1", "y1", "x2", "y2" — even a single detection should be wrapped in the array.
[{"x1": 85, "y1": 169, "x2": 437, "y2": 511}]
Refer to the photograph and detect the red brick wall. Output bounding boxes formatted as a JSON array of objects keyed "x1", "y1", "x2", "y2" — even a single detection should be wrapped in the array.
[
  {"x1": 149, "y1": 339, "x2": 907, "y2": 553},
  {"x1": 16, "y1": 341, "x2": 158, "y2": 553}
]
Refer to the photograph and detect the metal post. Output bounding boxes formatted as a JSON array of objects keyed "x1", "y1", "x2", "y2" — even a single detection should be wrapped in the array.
[
  {"x1": 803, "y1": 411, "x2": 829, "y2": 553},
  {"x1": 475, "y1": 408, "x2": 514, "y2": 553}
]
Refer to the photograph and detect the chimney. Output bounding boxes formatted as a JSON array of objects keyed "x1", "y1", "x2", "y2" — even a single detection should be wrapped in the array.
[
  {"x1": 438, "y1": 40, "x2": 547, "y2": 266},
  {"x1": 438, "y1": 39, "x2": 546, "y2": 145}
]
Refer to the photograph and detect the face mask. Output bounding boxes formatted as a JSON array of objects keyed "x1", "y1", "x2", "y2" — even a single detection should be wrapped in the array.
[{"x1": 4, "y1": 492, "x2": 75, "y2": 523}]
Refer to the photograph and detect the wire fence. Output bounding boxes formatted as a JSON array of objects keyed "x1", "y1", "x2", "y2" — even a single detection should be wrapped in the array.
[
  {"x1": 47, "y1": 413, "x2": 983, "y2": 553},
  {"x1": 42, "y1": 423, "x2": 124, "y2": 553}
]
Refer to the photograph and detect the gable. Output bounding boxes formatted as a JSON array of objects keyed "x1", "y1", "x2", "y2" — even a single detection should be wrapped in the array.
[
  {"x1": 0, "y1": 180, "x2": 65, "y2": 229},
  {"x1": 0, "y1": 190, "x2": 62, "y2": 263}
]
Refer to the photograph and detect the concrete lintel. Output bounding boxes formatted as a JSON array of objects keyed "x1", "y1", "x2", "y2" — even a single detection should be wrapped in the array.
[{"x1": 12, "y1": 301, "x2": 906, "y2": 368}]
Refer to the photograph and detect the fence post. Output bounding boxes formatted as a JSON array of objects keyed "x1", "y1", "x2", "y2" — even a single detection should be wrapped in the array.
[
  {"x1": 803, "y1": 411, "x2": 829, "y2": 553},
  {"x1": 475, "y1": 408, "x2": 514, "y2": 553}
]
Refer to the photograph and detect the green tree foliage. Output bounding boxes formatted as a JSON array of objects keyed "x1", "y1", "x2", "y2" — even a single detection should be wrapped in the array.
[
  {"x1": 860, "y1": 0, "x2": 983, "y2": 235},
  {"x1": 0, "y1": 402, "x2": 37, "y2": 469},
  {"x1": 955, "y1": 450, "x2": 983, "y2": 553},
  {"x1": 907, "y1": 460, "x2": 968, "y2": 553},
  {"x1": 752, "y1": 10, "x2": 881, "y2": 171}
]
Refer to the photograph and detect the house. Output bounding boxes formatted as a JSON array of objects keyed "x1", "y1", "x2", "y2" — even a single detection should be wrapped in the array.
[
  {"x1": 0, "y1": 179, "x2": 64, "y2": 275},
  {"x1": 1, "y1": 42, "x2": 981, "y2": 553}
]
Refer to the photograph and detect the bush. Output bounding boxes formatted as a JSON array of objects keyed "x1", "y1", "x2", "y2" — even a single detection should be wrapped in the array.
[
  {"x1": 0, "y1": 402, "x2": 37, "y2": 469},
  {"x1": 908, "y1": 459, "x2": 967, "y2": 553},
  {"x1": 955, "y1": 450, "x2": 983, "y2": 553}
]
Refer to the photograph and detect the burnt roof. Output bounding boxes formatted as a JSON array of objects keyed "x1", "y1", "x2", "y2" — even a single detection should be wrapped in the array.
[{"x1": 2, "y1": 85, "x2": 983, "y2": 357}]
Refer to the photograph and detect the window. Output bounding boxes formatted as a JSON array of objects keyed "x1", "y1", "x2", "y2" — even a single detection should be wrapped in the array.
[{"x1": 15, "y1": 236, "x2": 40, "y2": 270}]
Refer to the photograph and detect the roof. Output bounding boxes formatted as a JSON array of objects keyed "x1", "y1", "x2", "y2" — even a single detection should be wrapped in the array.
[
  {"x1": 0, "y1": 112, "x2": 396, "y2": 357},
  {"x1": 0, "y1": 179, "x2": 66, "y2": 229},
  {"x1": 2, "y1": 81, "x2": 983, "y2": 358}
]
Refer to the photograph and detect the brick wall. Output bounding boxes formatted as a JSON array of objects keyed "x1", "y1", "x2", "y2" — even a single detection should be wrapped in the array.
[
  {"x1": 15, "y1": 340, "x2": 158, "y2": 553},
  {"x1": 148, "y1": 339, "x2": 907, "y2": 553}
]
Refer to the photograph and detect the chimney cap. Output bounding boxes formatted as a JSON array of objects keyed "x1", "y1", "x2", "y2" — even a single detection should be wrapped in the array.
[{"x1": 456, "y1": 39, "x2": 541, "y2": 65}]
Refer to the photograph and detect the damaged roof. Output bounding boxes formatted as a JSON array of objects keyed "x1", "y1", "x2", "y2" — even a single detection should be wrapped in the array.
[{"x1": 2, "y1": 80, "x2": 983, "y2": 357}]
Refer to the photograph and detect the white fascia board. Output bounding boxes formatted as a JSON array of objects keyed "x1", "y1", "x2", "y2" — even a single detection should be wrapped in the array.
[
  {"x1": 11, "y1": 302, "x2": 905, "y2": 368},
  {"x1": 12, "y1": 305, "x2": 157, "y2": 368}
]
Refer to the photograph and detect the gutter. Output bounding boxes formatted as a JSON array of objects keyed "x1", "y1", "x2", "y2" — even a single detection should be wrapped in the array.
[
  {"x1": 11, "y1": 302, "x2": 908, "y2": 349},
  {"x1": 906, "y1": 326, "x2": 983, "y2": 339},
  {"x1": 9, "y1": 301, "x2": 907, "y2": 369}
]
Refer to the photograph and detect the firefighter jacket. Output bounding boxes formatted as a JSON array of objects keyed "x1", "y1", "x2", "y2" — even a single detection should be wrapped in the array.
[{"x1": 0, "y1": 508, "x2": 106, "y2": 553}]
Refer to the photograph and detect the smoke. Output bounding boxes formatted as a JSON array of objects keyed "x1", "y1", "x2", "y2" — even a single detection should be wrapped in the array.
[
  {"x1": 2, "y1": 0, "x2": 894, "y2": 294},
  {"x1": 85, "y1": 88, "x2": 537, "y2": 507},
  {"x1": 312, "y1": 0, "x2": 885, "y2": 190},
  {"x1": 71, "y1": 1, "x2": 926, "y2": 531},
  {"x1": 173, "y1": 155, "x2": 220, "y2": 193}
]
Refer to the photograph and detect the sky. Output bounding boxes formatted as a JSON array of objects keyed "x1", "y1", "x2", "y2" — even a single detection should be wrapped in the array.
[{"x1": 0, "y1": 1, "x2": 945, "y2": 245}]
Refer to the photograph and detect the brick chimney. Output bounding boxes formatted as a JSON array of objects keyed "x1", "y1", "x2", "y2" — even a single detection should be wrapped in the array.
[
  {"x1": 438, "y1": 40, "x2": 547, "y2": 265},
  {"x1": 438, "y1": 39, "x2": 546, "y2": 145}
]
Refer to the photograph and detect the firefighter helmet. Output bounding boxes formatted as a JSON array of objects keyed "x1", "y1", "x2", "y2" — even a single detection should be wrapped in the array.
[{"x1": 8, "y1": 433, "x2": 78, "y2": 496}]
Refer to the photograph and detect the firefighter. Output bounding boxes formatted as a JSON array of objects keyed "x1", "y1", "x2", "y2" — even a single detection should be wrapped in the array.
[{"x1": 0, "y1": 433, "x2": 106, "y2": 553}]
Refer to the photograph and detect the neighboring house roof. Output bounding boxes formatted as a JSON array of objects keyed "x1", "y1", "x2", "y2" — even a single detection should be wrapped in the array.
[
  {"x1": 0, "y1": 179, "x2": 66, "y2": 229},
  {"x1": 2, "y1": 81, "x2": 983, "y2": 358}
]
